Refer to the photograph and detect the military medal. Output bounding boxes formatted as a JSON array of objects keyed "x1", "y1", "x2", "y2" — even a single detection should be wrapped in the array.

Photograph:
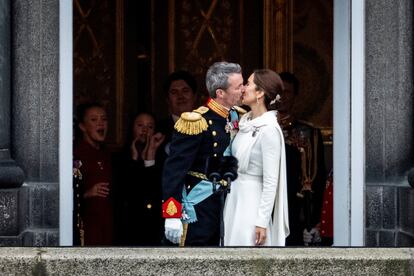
[{"x1": 225, "y1": 119, "x2": 233, "y2": 133}]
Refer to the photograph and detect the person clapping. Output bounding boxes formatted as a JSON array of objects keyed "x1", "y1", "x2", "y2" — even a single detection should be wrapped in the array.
[{"x1": 113, "y1": 112, "x2": 165, "y2": 246}]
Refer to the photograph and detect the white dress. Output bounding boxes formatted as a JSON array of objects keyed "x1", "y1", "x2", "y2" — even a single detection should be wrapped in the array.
[{"x1": 223, "y1": 110, "x2": 289, "y2": 246}]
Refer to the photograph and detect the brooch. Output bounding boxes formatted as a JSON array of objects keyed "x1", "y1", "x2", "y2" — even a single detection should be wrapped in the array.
[{"x1": 252, "y1": 125, "x2": 265, "y2": 137}]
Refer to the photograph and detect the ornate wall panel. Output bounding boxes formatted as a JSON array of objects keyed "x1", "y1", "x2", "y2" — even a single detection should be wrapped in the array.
[
  {"x1": 168, "y1": 0, "x2": 243, "y2": 99},
  {"x1": 263, "y1": 0, "x2": 293, "y2": 73},
  {"x1": 268, "y1": 0, "x2": 333, "y2": 145},
  {"x1": 291, "y1": 0, "x2": 333, "y2": 128},
  {"x1": 73, "y1": 0, "x2": 124, "y2": 147}
]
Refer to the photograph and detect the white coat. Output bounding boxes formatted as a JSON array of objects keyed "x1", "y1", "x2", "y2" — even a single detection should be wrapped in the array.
[{"x1": 223, "y1": 110, "x2": 289, "y2": 246}]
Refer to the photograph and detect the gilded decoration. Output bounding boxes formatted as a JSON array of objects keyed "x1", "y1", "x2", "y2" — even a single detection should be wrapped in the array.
[
  {"x1": 168, "y1": 0, "x2": 241, "y2": 98},
  {"x1": 268, "y1": 0, "x2": 333, "y2": 142},
  {"x1": 73, "y1": 0, "x2": 124, "y2": 147},
  {"x1": 290, "y1": 0, "x2": 333, "y2": 130},
  {"x1": 177, "y1": 0, "x2": 236, "y2": 74}
]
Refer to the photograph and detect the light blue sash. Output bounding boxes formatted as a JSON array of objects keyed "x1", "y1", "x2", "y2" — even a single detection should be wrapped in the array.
[
  {"x1": 181, "y1": 109, "x2": 239, "y2": 223},
  {"x1": 181, "y1": 180, "x2": 220, "y2": 223},
  {"x1": 223, "y1": 109, "x2": 239, "y2": 156}
]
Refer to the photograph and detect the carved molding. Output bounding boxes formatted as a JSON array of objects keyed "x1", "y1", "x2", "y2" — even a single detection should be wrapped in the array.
[
  {"x1": 73, "y1": 0, "x2": 124, "y2": 148},
  {"x1": 168, "y1": 0, "x2": 239, "y2": 75},
  {"x1": 263, "y1": 0, "x2": 293, "y2": 72}
]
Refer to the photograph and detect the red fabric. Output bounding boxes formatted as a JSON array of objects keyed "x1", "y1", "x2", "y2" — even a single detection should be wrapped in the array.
[
  {"x1": 74, "y1": 140, "x2": 114, "y2": 245},
  {"x1": 162, "y1": 197, "x2": 182, "y2": 218},
  {"x1": 319, "y1": 179, "x2": 333, "y2": 238}
]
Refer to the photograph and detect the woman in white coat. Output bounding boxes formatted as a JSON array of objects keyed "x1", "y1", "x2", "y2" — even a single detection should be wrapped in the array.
[{"x1": 223, "y1": 69, "x2": 289, "y2": 246}]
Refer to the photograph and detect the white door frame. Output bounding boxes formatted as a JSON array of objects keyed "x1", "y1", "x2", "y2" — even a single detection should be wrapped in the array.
[
  {"x1": 59, "y1": 0, "x2": 73, "y2": 246},
  {"x1": 333, "y1": 0, "x2": 365, "y2": 246},
  {"x1": 59, "y1": 0, "x2": 365, "y2": 246}
]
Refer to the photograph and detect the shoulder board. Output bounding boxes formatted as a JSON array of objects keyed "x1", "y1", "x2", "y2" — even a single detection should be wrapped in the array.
[
  {"x1": 193, "y1": 106, "x2": 209, "y2": 114},
  {"x1": 233, "y1": 106, "x2": 247, "y2": 115},
  {"x1": 174, "y1": 112, "x2": 208, "y2": 135}
]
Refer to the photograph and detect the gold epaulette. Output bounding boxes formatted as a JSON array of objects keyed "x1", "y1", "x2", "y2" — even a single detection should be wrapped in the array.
[
  {"x1": 233, "y1": 106, "x2": 247, "y2": 115},
  {"x1": 174, "y1": 107, "x2": 209, "y2": 135},
  {"x1": 194, "y1": 106, "x2": 209, "y2": 114}
]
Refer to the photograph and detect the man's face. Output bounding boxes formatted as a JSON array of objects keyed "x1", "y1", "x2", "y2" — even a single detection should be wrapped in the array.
[
  {"x1": 219, "y1": 73, "x2": 244, "y2": 108},
  {"x1": 167, "y1": 80, "x2": 196, "y2": 116},
  {"x1": 279, "y1": 81, "x2": 296, "y2": 113}
]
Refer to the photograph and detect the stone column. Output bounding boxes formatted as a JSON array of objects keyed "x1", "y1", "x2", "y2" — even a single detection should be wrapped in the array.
[
  {"x1": 0, "y1": 0, "x2": 25, "y2": 246},
  {"x1": 0, "y1": 0, "x2": 60, "y2": 246},
  {"x1": 0, "y1": 0, "x2": 24, "y2": 188},
  {"x1": 365, "y1": 0, "x2": 414, "y2": 246}
]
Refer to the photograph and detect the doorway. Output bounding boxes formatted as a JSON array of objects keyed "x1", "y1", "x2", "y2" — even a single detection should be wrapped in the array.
[{"x1": 61, "y1": 0, "x2": 360, "y2": 246}]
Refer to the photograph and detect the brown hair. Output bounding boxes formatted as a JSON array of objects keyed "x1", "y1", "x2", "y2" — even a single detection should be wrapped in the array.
[{"x1": 253, "y1": 69, "x2": 284, "y2": 110}]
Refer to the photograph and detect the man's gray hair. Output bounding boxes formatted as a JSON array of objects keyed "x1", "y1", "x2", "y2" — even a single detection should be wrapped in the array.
[{"x1": 206, "y1": 62, "x2": 242, "y2": 98}]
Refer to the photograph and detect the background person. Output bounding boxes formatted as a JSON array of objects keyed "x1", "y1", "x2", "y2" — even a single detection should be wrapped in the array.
[
  {"x1": 73, "y1": 102, "x2": 114, "y2": 245},
  {"x1": 157, "y1": 70, "x2": 197, "y2": 156},
  {"x1": 113, "y1": 112, "x2": 165, "y2": 245},
  {"x1": 278, "y1": 72, "x2": 326, "y2": 246}
]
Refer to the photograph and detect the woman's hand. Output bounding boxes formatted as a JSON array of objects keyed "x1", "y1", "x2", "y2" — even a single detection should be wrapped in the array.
[
  {"x1": 255, "y1": 226, "x2": 267, "y2": 246},
  {"x1": 145, "y1": 132, "x2": 165, "y2": 160},
  {"x1": 130, "y1": 137, "x2": 140, "y2": 160},
  {"x1": 140, "y1": 133, "x2": 151, "y2": 161},
  {"x1": 84, "y1": 182, "x2": 110, "y2": 198}
]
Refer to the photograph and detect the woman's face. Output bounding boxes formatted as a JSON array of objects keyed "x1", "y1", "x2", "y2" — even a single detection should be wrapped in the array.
[
  {"x1": 133, "y1": 114, "x2": 155, "y2": 143},
  {"x1": 241, "y1": 73, "x2": 261, "y2": 107},
  {"x1": 79, "y1": 106, "x2": 108, "y2": 147}
]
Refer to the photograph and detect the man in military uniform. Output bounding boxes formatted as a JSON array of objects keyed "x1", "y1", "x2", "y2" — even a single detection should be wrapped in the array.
[
  {"x1": 278, "y1": 72, "x2": 326, "y2": 246},
  {"x1": 162, "y1": 61, "x2": 245, "y2": 246}
]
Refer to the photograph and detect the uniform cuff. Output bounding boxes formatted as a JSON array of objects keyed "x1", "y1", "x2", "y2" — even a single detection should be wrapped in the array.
[
  {"x1": 162, "y1": 197, "x2": 182, "y2": 218},
  {"x1": 144, "y1": 160, "x2": 155, "y2": 167}
]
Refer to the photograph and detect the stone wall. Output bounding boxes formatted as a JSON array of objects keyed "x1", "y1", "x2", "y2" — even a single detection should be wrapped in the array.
[
  {"x1": 0, "y1": 248, "x2": 412, "y2": 275},
  {"x1": 365, "y1": 0, "x2": 414, "y2": 246},
  {"x1": 0, "y1": 0, "x2": 60, "y2": 246}
]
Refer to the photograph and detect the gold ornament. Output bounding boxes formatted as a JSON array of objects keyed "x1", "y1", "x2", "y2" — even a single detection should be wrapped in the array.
[
  {"x1": 233, "y1": 106, "x2": 247, "y2": 115},
  {"x1": 166, "y1": 201, "x2": 178, "y2": 216},
  {"x1": 174, "y1": 112, "x2": 208, "y2": 135},
  {"x1": 194, "y1": 106, "x2": 209, "y2": 114}
]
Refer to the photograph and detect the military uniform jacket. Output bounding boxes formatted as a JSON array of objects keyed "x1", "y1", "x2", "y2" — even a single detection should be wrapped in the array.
[
  {"x1": 162, "y1": 108, "x2": 230, "y2": 203},
  {"x1": 162, "y1": 100, "x2": 240, "y2": 245}
]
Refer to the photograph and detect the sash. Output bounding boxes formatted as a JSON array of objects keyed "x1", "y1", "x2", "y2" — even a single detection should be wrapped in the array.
[{"x1": 181, "y1": 180, "x2": 220, "y2": 223}]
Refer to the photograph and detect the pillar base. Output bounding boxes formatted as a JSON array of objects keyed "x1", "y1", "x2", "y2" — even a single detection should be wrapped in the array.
[{"x1": 0, "y1": 160, "x2": 25, "y2": 188}]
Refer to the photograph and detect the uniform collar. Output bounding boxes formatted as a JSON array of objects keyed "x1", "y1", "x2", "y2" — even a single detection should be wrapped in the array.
[{"x1": 207, "y1": 98, "x2": 229, "y2": 118}]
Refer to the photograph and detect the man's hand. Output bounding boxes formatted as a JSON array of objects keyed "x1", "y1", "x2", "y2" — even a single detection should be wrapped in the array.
[
  {"x1": 303, "y1": 227, "x2": 321, "y2": 246},
  {"x1": 165, "y1": 218, "x2": 183, "y2": 244}
]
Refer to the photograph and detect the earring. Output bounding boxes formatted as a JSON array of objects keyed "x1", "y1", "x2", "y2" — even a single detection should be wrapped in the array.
[{"x1": 256, "y1": 97, "x2": 259, "y2": 104}]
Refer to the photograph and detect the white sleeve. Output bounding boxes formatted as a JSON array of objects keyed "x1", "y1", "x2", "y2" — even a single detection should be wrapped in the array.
[
  {"x1": 255, "y1": 126, "x2": 281, "y2": 228},
  {"x1": 144, "y1": 160, "x2": 155, "y2": 167}
]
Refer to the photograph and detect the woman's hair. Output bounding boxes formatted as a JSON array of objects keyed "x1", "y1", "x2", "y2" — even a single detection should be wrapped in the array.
[
  {"x1": 253, "y1": 69, "x2": 284, "y2": 110},
  {"x1": 206, "y1": 61, "x2": 242, "y2": 98},
  {"x1": 75, "y1": 102, "x2": 105, "y2": 123}
]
